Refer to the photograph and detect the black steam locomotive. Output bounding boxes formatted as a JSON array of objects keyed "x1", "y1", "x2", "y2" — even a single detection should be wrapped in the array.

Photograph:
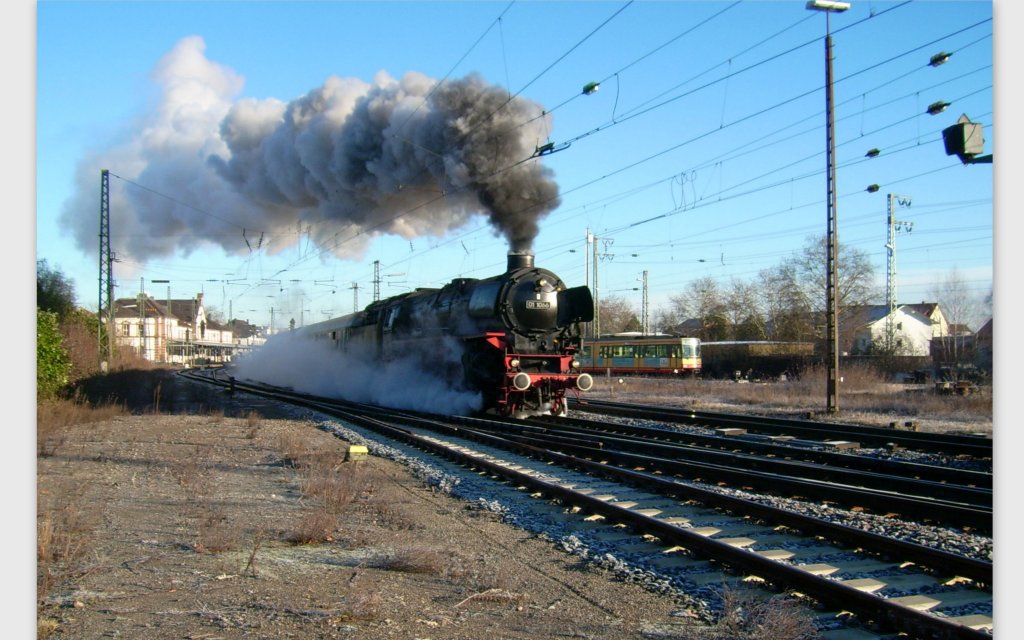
[{"x1": 298, "y1": 252, "x2": 595, "y2": 417}]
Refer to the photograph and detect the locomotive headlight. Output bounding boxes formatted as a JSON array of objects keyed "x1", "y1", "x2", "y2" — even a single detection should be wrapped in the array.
[
  {"x1": 509, "y1": 358, "x2": 520, "y2": 368},
  {"x1": 571, "y1": 359, "x2": 581, "y2": 369}
]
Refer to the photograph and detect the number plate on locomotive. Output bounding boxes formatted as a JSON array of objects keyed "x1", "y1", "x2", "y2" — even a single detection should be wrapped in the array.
[{"x1": 526, "y1": 300, "x2": 551, "y2": 309}]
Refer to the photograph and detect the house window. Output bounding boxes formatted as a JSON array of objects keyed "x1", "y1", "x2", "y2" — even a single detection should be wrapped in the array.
[
  {"x1": 897, "y1": 322, "x2": 902, "y2": 330},
  {"x1": 122, "y1": 322, "x2": 131, "y2": 336}
]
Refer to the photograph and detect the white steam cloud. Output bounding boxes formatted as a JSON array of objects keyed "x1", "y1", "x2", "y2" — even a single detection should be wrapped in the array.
[
  {"x1": 59, "y1": 36, "x2": 559, "y2": 275},
  {"x1": 232, "y1": 330, "x2": 482, "y2": 416}
]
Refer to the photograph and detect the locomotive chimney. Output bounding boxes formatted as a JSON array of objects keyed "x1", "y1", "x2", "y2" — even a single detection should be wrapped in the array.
[{"x1": 506, "y1": 251, "x2": 535, "y2": 272}]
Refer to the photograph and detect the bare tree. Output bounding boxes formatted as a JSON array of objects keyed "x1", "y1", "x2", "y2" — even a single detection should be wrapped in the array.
[
  {"x1": 205, "y1": 305, "x2": 227, "y2": 324},
  {"x1": 597, "y1": 296, "x2": 639, "y2": 335},
  {"x1": 929, "y1": 268, "x2": 982, "y2": 373},
  {"x1": 757, "y1": 263, "x2": 814, "y2": 342},
  {"x1": 792, "y1": 234, "x2": 878, "y2": 311},
  {"x1": 669, "y1": 276, "x2": 729, "y2": 341},
  {"x1": 788, "y1": 234, "x2": 880, "y2": 349},
  {"x1": 724, "y1": 278, "x2": 766, "y2": 340},
  {"x1": 651, "y1": 306, "x2": 681, "y2": 334}
]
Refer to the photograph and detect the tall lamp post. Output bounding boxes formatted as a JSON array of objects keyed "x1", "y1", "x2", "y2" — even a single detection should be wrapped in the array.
[{"x1": 807, "y1": 0, "x2": 850, "y2": 414}]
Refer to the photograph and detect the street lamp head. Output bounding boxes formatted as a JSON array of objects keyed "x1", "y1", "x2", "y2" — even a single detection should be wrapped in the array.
[{"x1": 806, "y1": 0, "x2": 851, "y2": 12}]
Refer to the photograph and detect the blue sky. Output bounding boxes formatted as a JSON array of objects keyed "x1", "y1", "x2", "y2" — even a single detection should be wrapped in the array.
[{"x1": 35, "y1": 0, "x2": 998, "y2": 333}]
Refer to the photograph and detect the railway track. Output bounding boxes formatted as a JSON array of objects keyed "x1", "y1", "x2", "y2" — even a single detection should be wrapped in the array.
[
  {"x1": 180, "y1": 368, "x2": 993, "y2": 639},
  {"x1": 569, "y1": 398, "x2": 993, "y2": 459},
  {"x1": 457, "y1": 415, "x2": 992, "y2": 533},
  {"x1": 534, "y1": 412, "x2": 991, "y2": 487}
]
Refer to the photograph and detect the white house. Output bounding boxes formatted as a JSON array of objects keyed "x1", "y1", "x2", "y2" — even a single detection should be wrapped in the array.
[
  {"x1": 847, "y1": 303, "x2": 946, "y2": 357},
  {"x1": 112, "y1": 293, "x2": 244, "y2": 365}
]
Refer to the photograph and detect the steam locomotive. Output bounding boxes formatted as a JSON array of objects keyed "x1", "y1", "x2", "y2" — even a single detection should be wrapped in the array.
[{"x1": 297, "y1": 252, "x2": 595, "y2": 418}]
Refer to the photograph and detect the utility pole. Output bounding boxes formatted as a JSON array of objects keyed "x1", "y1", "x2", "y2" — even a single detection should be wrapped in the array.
[
  {"x1": 190, "y1": 297, "x2": 196, "y2": 368},
  {"x1": 97, "y1": 169, "x2": 114, "y2": 371},
  {"x1": 591, "y1": 234, "x2": 600, "y2": 339},
  {"x1": 886, "y1": 193, "x2": 913, "y2": 354},
  {"x1": 589, "y1": 235, "x2": 625, "y2": 338},
  {"x1": 152, "y1": 280, "x2": 170, "y2": 363},
  {"x1": 807, "y1": 0, "x2": 850, "y2": 414},
  {"x1": 373, "y1": 260, "x2": 381, "y2": 302},
  {"x1": 139, "y1": 277, "x2": 145, "y2": 359},
  {"x1": 350, "y1": 282, "x2": 360, "y2": 313},
  {"x1": 584, "y1": 228, "x2": 590, "y2": 294},
  {"x1": 166, "y1": 284, "x2": 172, "y2": 364},
  {"x1": 641, "y1": 270, "x2": 649, "y2": 336}
]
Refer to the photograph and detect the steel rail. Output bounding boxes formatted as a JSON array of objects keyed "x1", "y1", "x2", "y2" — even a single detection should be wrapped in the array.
[
  {"x1": 482, "y1": 428, "x2": 992, "y2": 532},
  {"x1": 571, "y1": 398, "x2": 993, "y2": 457},
  {"x1": 505, "y1": 420, "x2": 992, "y2": 506},
  {"x1": 536, "y1": 413, "x2": 992, "y2": 488}
]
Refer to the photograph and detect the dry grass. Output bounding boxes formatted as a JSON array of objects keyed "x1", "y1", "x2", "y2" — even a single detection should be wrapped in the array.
[
  {"x1": 283, "y1": 446, "x2": 376, "y2": 544},
  {"x1": 365, "y1": 497, "x2": 419, "y2": 531},
  {"x1": 287, "y1": 508, "x2": 340, "y2": 545},
  {"x1": 278, "y1": 434, "x2": 375, "y2": 535},
  {"x1": 37, "y1": 394, "x2": 128, "y2": 457},
  {"x1": 298, "y1": 453, "x2": 372, "y2": 513},
  {"x1": 277, "y1": 431, "x2": 311, "y2": 467},
  {"x1": 341, "y1": 590, "x2": 384, "y2": 621},
  {"x1": 169, "y1": 446, "x2": 213, "y2": 494},
  {"x1": 665, "y1": 587, "x2": 818, "y2": 640},
  {"x1": 244, "y1": 410, "x2": 262, "y2": 439},
  {"x1": 163, "y1": 445, "x2": 243, "y2": 554},
  {"x1": 597, "y1": 363, "x2": 992, "y2": 424},
  {"x1": 37, "y1": 479, "x2": 98, "y2": 604},
  {"x1": 194, "y1": 506, "x2": 242, "y2": 553},
  {"x1": 443, "y1": 553, "x2": 515, "y2": 592},
  {"x1": 37, "y1": 618, "x2": 59, "y2": 640},
  {"x1": 374, "y1": 544, "x2": 447, "y2": 574},
  {"x1": 243, "y1": 528, "x2": 267, "y2": 576}
]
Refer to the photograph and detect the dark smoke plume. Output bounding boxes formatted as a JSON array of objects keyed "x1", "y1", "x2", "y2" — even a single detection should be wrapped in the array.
[
  {"x1": 211, "y1": 72, "x2": 560, "y2": 253},
  {"x1": 59, "y1": 37, "x2": 559, "y2": 272}
]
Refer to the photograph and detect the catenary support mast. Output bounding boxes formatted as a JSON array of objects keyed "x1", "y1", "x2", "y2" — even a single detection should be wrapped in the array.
[{"x1": 98, "y1": 169, "x2": 114, "y2": 369}]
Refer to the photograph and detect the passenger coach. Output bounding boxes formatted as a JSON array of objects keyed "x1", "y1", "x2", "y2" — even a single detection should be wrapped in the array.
[{"x1": 579, "y1": 333, "x2": 701, "y2": 376}]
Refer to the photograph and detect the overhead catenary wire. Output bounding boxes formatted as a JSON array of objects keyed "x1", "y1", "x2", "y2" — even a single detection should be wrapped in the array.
[
  {"x1": 137, "y1": 5, "x2": 961, "y2": 268},
  {"x1": 108, "y1": 2, "x2": 987, "y2": 321}
]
